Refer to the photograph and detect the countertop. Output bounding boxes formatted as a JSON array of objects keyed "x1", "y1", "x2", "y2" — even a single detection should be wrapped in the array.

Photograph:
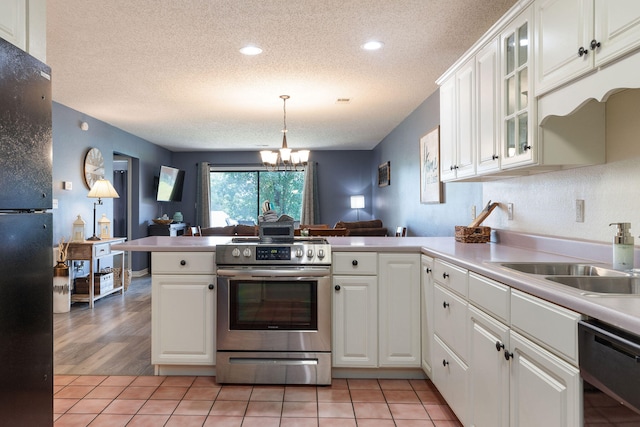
[{"x1": 113, "y1": 235, "x2": 640, "y2": 336}]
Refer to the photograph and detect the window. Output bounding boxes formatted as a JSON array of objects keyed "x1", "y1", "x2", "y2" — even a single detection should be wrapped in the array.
[{"x1": 209, "y1": 169, "x2": 305, "y2": 226}]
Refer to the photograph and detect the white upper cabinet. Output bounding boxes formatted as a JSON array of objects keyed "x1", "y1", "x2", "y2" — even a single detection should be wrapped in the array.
[
  {"x1": 476, "y1": 38, "x2": 501, "y2": 175},
  {"x1": 439, "y1": 59, "x2": 476, "y2": 181},
  {"x1": 500, "y1": 5, "x2": 536, "y2": 169},
  {"x1": 0, "y1": 0, "x2": 46, "y2": 63},
  {"x1": 535, "y1": 0, "x2": 640, "y2": 95}
]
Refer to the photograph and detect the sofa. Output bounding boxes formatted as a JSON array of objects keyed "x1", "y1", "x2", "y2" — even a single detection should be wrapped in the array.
[{"x1": 334, "y1": 219, "x2": 388, "y2": 236}]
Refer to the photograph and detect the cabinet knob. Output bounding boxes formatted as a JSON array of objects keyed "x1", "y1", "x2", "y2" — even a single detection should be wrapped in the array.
[
  {"x1": 352, "y1": 260, "x2": 358, "y2": 266},
  {"x1": 335, "y1": 285, "x2": 341, "y2": 291},
  {"x1": 523, "y1": 145, "x2": 532, "y2": 151},
  {"x1": 578, "y1": 46, "x2": 589, "y2": 57},
  {"x1": 495, "y1": 341, "x2": 505, "y2": 352},
  {"x1": 442, "y1": 272, "x2": 449, "y2": 279},
  {"x1": 504, "y1": 350, "x2": 514, "y2": 361},
  {"x1": 492, "y1": 154, "x2": 499, "y2": 160},
  {"x1": 425, "y1": 267, "x2": 432, "y2": 273},
  {"x1": 442, "y1": 359, "x2": 449, "y2": 367},
  {"x1": 590, "y1": 39, "x2": 601, "y2": 50},
  {"x1": 208, "y1": 284, "x2": 214, "y2": 290},
  {"x1": 180, "y1": 260, "x2": 186, "y2": 266},
  {"x1": 442, "y1": 301, "x2": 450, "y2": 309}
]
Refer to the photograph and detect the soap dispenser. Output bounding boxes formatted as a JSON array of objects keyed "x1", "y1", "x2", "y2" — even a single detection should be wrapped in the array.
[{"x1": 609, "y1": 222, "x2": 634, "y2": 271}]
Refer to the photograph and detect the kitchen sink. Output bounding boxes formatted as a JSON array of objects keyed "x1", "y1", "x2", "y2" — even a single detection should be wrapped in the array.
[
  {"x1": 546, "y1": 276, "x2": 640, "y2": 296},
  {"x1": 500, "y1": 262, "x2": 626, "y2": 277}
]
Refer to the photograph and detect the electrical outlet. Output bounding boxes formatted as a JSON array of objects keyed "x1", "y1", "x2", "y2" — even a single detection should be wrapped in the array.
[
  {"x1": 471, "y1": 205, "x2": 476, "y2": 219},
  {"x1": 507, "y1": 203, "x2": 514, "y2": 220},
  {"x1": 576, "y1": 199, "x2": 585, "y2": 222}
]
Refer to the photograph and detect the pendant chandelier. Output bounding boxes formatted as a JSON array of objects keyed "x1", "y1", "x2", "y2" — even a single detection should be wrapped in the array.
[{"x1": 260, "y1": 95, "x2": 310, "y2": 171}]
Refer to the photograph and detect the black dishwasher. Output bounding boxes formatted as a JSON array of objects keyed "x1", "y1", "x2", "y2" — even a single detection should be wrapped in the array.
[{"x1": 579, "y1": 319, "x2": 640, "y2": 423}]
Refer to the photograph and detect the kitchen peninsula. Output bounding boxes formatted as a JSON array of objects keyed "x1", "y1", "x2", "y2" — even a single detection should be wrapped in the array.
[{"x1": 114, "y1": 233, "x2": 640, "y2": 426}]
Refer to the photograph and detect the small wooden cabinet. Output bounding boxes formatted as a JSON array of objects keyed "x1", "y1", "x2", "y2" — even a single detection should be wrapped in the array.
[
  {"x1": 67, "y1": 238, "x2": 126, "y2": 308},
  {"x1": 151, "y1": 252, "x2": 216, "y2": 374}
]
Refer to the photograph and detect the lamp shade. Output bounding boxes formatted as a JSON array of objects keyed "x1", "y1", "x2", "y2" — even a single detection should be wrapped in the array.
[
  {"x1": 350, "y1": 195, "x2": 365, "y2": 209},
  {"x1": 87, "y1": 179, "x2": 120, "y2": 199}
]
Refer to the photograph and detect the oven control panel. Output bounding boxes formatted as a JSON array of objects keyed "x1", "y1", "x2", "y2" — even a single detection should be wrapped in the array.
[{"x1": 217, "y1": 243, "x2": 331, "y2": 265}]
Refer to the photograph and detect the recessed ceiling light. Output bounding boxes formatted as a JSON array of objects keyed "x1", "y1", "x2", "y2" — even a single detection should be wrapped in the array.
[
  {"x1": 239, "y1": 45, "x2": 263, "y2": 56},
  {"x1": 361, "y1": 41, "x2": 384, "y2": 51}
]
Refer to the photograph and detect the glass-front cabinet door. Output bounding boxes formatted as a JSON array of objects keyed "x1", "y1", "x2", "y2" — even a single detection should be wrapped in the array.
[{"x1": 501, "y1": 5, "x2": 535, "y2": 168}]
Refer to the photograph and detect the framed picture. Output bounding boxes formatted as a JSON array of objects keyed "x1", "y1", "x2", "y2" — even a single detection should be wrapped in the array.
[
  {"x1": 378, "y1": 161, "x2": 390, "y2": 187},
  {"x1": 420, "y1": 126, "x2": 442, "y2": 203}
]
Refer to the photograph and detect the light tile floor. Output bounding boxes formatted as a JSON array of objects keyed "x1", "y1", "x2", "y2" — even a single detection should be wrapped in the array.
[{"x1": 54, "y1": 375, "x2": 462, "y2": 426}]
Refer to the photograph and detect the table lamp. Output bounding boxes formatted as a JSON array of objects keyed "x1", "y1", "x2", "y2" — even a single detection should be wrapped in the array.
[{"x1": 87, "y1": 179, "x2": 119, "y2": 240}]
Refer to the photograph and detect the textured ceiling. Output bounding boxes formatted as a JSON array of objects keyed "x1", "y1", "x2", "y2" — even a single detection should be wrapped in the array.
[{"x1": 46, "y1": 0, "x2": 516, "y2": 152}]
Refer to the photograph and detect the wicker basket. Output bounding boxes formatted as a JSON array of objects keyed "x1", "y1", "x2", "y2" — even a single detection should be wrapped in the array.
[
  {"x1": 152, "y1": 218, "x2": 173, "y2": 225},
  {"x1": 455, "y1": 226, "x2": 491, "y2": 243}
]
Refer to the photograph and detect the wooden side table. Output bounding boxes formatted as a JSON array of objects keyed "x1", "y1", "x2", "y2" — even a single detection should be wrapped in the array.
[{"x1": 67, "y1": 237, "x2": 126, "y2": 308}]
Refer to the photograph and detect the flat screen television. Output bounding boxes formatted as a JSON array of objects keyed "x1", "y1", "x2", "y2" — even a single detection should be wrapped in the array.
[{"x1": 156, "y1": 165, "x2": 185, "y2": 202}]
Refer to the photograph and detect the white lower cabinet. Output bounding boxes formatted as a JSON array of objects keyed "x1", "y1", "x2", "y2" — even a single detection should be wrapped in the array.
[
  {"x1": 332, "y1": 275, "x2": 378, "y2": 367},
  {"x1": 151, "y1": 252, "x2": 216, "y2": 367},
  {"x1": 468, "y1": 305, "x2": 510, "y2": 427},
  {"x1": 433, "y1": 334, "x2": 470, "y2": 425},
  {"x1": 430, "y1": 259, "x2": 581, "y2": 427},
  {"x1": 421, "y1": 255, "x2": 434, "y2": 377},
  {"x1": 509, "y1": 331, "x2": 581, "y2": 427},
  {"x1": 378, "y1": 253, "x2": 421, "y2": 367},
  {"x1": 332, "y1": 252, "x2": 421, "y2": 369}
]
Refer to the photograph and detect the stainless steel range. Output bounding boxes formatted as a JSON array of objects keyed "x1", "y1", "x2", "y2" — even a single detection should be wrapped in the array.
[{"x1": 215, "y1": 228, "x2": 332, "y2": 385}]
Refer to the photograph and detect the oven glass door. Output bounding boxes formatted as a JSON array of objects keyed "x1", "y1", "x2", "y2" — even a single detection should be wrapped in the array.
[{"x1": 230, "y1": 279, "x2": 317, "y2": 331}]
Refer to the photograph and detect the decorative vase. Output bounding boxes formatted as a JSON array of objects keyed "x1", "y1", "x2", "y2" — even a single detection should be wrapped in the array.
[
  {"x1": 53, "y1": 261, "x2": 70, "y2": 313},
  {"x1": 173, "y1": 211, "x2": 183, "y2": 222}
]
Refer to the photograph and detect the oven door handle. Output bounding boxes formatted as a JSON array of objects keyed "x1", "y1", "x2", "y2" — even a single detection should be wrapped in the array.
[{"x1": 216, "y1": 268, "x2": 330, "y2": 278}]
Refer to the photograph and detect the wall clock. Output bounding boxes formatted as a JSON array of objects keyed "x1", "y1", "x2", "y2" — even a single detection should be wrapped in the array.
[{"x1": 83, "y1": 147, "x2": 105, "y2": 189}]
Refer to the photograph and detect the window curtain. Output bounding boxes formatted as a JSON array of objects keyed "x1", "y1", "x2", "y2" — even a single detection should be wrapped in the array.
[
  {"x1": 195, "y1": 162, "x2": 211, "y2": 228},
  {"x1": 301, "y1": 162, "x2": 319, "y2": 225}
]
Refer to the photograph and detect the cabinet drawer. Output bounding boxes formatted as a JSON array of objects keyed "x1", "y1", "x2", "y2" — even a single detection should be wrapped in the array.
[
  {"x1": 152, "y1": 252, "x2": 215, "y2": 275},
  {"x1": 510, "y1": 289, "x2": 580, "y2": 365},
  {"x1": 432, "y1": 335, "x2": 469, "y2": 426},
  {"x1": 433, "y1": 259, "x2": 468, "y2": 297},
  {"x1": 93, "y1": 243, "x2": 111, "y2": 258},
  {"x1": 333, "y1": 252, "x2": 377, "y2": 275},
  {"x1": 434, "y1": 283, "x2": 468, "y2": 362},
  {"x1": 468, "y1": 272, "x2": 510, "y2": 323}
]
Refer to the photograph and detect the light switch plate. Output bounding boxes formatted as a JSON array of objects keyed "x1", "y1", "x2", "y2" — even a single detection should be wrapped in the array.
[{"x1": 63, "y1": 181, "x2": 72, "y2": 190}]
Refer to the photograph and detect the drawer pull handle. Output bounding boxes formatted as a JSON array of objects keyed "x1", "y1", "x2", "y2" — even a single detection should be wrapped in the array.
[
  {"x1": 442, "y1": 272, "x2": 449, "y2": 279},
  {"x1": 335, "y1": 285, "x2": 341, "y2": 291},
  {"x1": 442, "y1": 359, "x2": 449, "y2": 367},
  {"x1": 180, "y1": 260, "x2": 186, "y2": 266},
  {"x1": 442, "y1": 301, "x2": 450, "y2": 309},
  {"x1": 495, "y1": 341, "x2": 504, "y2": 352},
  {"x1": 352, "y1": 260, "x2": 358, "y2": 266},
  {"x1": 208, "y1": 284, "x2": 214, "y2": 290}
]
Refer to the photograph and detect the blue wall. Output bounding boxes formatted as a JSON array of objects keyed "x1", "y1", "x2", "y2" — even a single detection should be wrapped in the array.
[
  {"x1": 52, "y1": 102, "x2": 171, "y2": 271},
  {"x1": 169, "y1": 150, "x2": 374, "y2": 227},
  {"x1": 372, "y1": 91, "x2": 482, "y2": 236}
]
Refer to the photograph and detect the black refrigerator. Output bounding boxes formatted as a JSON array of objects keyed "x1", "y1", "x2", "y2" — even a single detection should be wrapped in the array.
[{"x1": 0, "y1": 37, "x2": 53, "y2": 425}]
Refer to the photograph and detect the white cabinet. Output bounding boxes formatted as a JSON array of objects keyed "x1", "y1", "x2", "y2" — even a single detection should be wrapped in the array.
[
  {"x1": 432, "y1": 334, "x2": 470, "y2": 426},
  {"x1": 509, "y1": 331, "x2": 581, "y2": 427},
  {"x1": 468, "y1": 305, "x2": 510, "y2": 427},
  {"x1": 333, "y1": 252, "x2": 421, "y2": 369},
  {"x1": 535, "y1": 0, "x2": 640, "y2": 95},
  {"x1": 0, "y1": 0, "x2": 46, "y2": 63},
  {"x1": 500, "y1": 4, "x2": 536, "y2": 169},
  {"x1": 440, "y1": 59, "x2": 476, "y2": 181},
  {"x1": 378, "y1": 253, "x2": 421, "y2": 367},
  {"x1": 332, "y1": 274, "x2": 378, "y2": 367},
  {"x1": 421, "y1": 255, "x2": 434, "y2": 377},
  {"x1": 151, "y1": 252, "x2": 216, "y2": 368},
  {"x1": 476, "y1": 37, "x2": 501, "y2": 175},
  {"x1": 332, "y1": 252, "x2": 378, "y2": 367}
]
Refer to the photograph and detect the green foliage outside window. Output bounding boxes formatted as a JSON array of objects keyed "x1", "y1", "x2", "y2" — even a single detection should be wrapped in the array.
[{"x1": 210, "y1": 170, "x2": 304, "y2": 225}]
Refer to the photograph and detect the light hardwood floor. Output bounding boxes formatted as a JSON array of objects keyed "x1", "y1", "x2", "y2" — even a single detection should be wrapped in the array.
[{"x1": 53, "y1": 276, "x2": 154, "y2": 376}]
